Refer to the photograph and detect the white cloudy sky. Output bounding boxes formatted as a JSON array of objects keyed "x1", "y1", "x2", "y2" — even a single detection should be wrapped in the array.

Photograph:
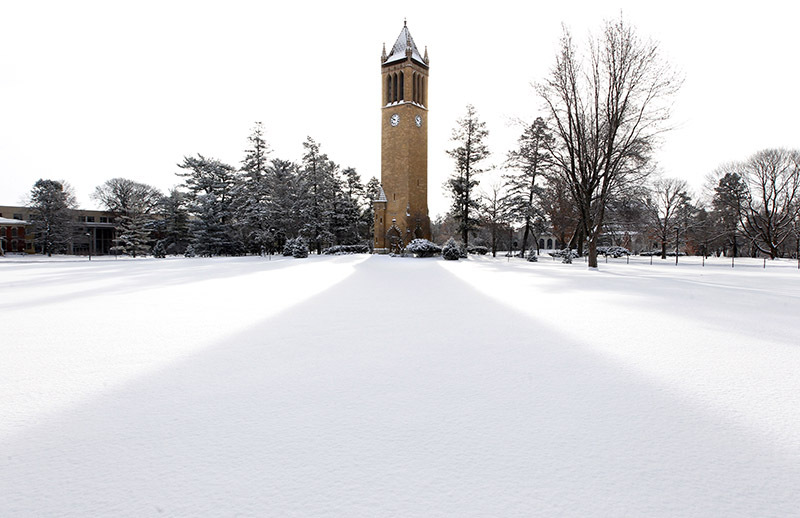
[{"x1": 1, "y1": 1, "x2": 798, "y2": 218}]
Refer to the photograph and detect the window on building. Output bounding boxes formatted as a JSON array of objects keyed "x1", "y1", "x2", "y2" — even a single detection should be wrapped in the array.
[
  {"x1": 13, "y1": 213, "x2": 23, "y2": 220},
  {"x1": 86, "y1": 216, "x2": 95, "y2": 223},
  {"x1": 100, "y1": 216, "x2": 107, "y2": 223},
  {"x1": 11, "y1": 227, "x2": 17, "y2": 237}
]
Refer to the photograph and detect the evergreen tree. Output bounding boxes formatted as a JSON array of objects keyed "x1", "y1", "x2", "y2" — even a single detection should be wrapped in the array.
[
  {"x1": 269, "y1": 159, "x2": 301, "y2": 252},
  {"x1": 331, "y1": 167, "x2": 365, "y2": 245},
  {"x1": 234, "y1": 122, "x2": 272, "y2": 253},
  {"x1": 152, "y1": 240, "x2": 167, "y2": 258},
  {"x1": 177, "y1": 154, "x2": 240, "y2": 256},
  {"x1": 442, "y1": 237, "x2": 460, "y2": 260},
  {"x1": 92, "y1": 178, "x2": 163, "y2": 258},
  {"x1": 364, "y1": 176, "x2": 382, "y2": 249},
  {"x1": 28, "y1": 179, "x2": 76, "y2": 256},
  {"x1": 292, "y1": 236, "x2": 309, "y2": 258},
  {"x1": 446, "y1": 104, "x2": 490, "y2": 250},
  {"x1": 157, "y1": 188, "x2": 190, "y2": 255},
  {"x1": 296, "y1": 137, "x2": 337, "y2": 254},
  {"x1": 505, "y1": 117, "x2": 553, "y2": 255},
  {"x1": 712, "y1": 171, "x2": 748, "y2": 258}
]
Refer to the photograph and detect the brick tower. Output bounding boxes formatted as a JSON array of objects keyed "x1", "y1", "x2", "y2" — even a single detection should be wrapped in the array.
[{"x1": 373, "y1": 22, "x2": 430, "y2": 253}]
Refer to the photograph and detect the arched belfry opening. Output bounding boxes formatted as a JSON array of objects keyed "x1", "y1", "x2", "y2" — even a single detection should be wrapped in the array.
[{"x1": 373, "y1": 21, "x2": 431, "y2": 253}]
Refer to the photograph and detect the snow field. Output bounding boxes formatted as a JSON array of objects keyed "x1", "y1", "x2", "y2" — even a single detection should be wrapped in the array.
[{"x1": 1, "y1": 254, "x2": 799, "y2": 517}]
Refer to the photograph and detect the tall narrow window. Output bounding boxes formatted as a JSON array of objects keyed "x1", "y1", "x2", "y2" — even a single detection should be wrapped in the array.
[
  {"x1": 387, "y1": 75, "x2": 392, "y2": 104},
  {"x1": 421, "y1": 76, "x2": 425, "y2": 106},
  {"x1": 392, "y1": 74, "x2": 398, "y2": 102},
  {"x1": 399, "y1": 71, "x2": 404, "y2": 101}
]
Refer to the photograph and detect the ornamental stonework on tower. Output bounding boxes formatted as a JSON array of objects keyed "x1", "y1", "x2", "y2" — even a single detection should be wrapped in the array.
[{"x1": 373, "y1": 22, "x2": 431, "y2": 253}]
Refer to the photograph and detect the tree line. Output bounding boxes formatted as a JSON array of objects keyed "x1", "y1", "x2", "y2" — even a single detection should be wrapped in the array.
[
  {"x1": 22, "y1": 17, "x2": 800, "y2": 264},
  {"x1": 439, "y1": 18, "x2": 800, "y2": 264},
  {"x1": 25, "y1": 124, "x2": 380, "y2": 257}
]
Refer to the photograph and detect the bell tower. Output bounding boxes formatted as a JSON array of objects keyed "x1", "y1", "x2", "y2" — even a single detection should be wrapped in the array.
[{"x1": 374, "y1": 21, "x2": 430, "y2": 253}]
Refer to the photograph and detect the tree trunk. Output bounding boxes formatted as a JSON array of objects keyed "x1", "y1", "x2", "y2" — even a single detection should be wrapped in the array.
[
  {"x1": 587, "y1": 238, "x2": 598, "y2": 268},
  {"x1": 521, "y1": 223, "x2": 530, "y2": 257},
  {"x1": 660, "y1": 240, "x2": 667, "y2": 259}
]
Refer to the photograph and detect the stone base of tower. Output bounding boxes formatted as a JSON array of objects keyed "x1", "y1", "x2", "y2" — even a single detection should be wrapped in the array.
[{"x1": 373, "y1": 198, "x2": 431, "y2": 254}]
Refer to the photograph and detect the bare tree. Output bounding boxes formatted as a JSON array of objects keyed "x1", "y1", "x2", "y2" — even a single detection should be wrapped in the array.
[
  {"x1": 537, "y1": 17, "x2": 681, "y2": 268},
  {"x1": 480, "y1": 183, "x2": 512, "y2": 257},
  {"x1": 738, "y1": 149, "x2": 800, "y2": 258},
  {"x1": 644, "y1": 177, "x2": 692, "y2": 259},
  {"x1": 93, "y1": 178, "x2": 163, "y2": 257}
]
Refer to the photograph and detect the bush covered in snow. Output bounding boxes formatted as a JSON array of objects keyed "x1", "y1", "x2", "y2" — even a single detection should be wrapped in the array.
[
  {"x1": 283, "y1": 238, "x2": 296, "y2": 256},
  {"x1": 292, "y1": 237, "x2": 309, "y2": 258},
  {"x1": 527, "y1": 251, "x2": 538, "y2": 262},
  {"x1": 548, "y1": 248, "x2": 580, "y2": 259},
  {"x1": 597, "y1": 246, "x2": 630, "y2": 257},
  {"x1": 405, "y1": 239, "x2": 442, "y2": 257},
  {"x1": 183, "y1": 244, "x2": 196, "y2": 258},
  {"x1": 322, "y1": 244, "x2": 370, "y2": 255},
  {"x1": 442, "y1": 238, "x2": 460, "y2": 261},
  {"x1": 152, "y1": 240, "x2": 167, "y2": 258},
  {"x1": 468, "y1": 245, "x2": 488, "y2": 255}
]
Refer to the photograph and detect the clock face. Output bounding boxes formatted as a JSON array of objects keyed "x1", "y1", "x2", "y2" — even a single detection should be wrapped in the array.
[
  {"x1": 415, "y1": 115, "x2": 422, "y2": 127},
  {"x1": 390, "y1": 114, "x2": 400, "y2": 127}
]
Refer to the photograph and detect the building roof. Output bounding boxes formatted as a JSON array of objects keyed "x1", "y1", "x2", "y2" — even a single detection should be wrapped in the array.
[
  {"x1": 383, "y1": 22, "x2": 427, "y2": 67},
  {"x1": 376, "y1": 185, "x2": 387, "y2": 203},
  {"x1": 0, "y1": 217, "x2": 29, "y2": 226}
]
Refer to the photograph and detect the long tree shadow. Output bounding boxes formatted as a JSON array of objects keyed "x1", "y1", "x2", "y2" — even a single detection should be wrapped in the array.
[{"x1": 2, "y1": 256, "x2": 799, "y2": 517}]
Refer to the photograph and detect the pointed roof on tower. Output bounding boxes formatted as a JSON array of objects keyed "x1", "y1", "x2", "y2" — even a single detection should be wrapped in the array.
[{"x1": 383, "y1": 21, "x2": 427, "y2": 67}]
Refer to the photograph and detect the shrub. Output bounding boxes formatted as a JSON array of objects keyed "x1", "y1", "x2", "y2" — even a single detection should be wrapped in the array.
[
  {"x1": 527, "y1": 251, "x2": 538, "y2": 262},
  {"x1": 322, "y1": 244, "x2": 370, "y2": 255},
  {"x1": 152, "y1": 240, "x2": 167, "y2": 258},
  {"x1": 184, "y1": 244, "x2": 196, "y2": 258},
  {"x1": 548, "y1": 248, "x2": 580, "y2": 259},
  {"x1": 283, "y1": 238, "x2": 296, "y2": 256},
  {"x1": 405, "y1": 239, "x2": 442, "y2": 257},
  {"x1": 442, "y1": 238, "x2": 460, "y2": 261},
  {"x1": 292, "y1": 237, "x2": 309, "y2": 258},
  {"x1": 468, "y1": 245, "x2": 488, "y2": 255},
  {"x1": 597, "y1": 245, "x2": 630, "y2": 257}
]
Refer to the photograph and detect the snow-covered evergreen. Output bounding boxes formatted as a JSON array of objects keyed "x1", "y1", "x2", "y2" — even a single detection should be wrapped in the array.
[
  {"x1": 442, "y1": 238, "x2": 460, "y2": 260},
  {"x1": 405, "y1": 238, "x2": 441, "y2": 257}
]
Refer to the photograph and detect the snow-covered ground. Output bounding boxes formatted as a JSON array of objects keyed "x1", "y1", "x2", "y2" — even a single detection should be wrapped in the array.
[{"x1": 1, "y1": 254, "x2": 799, "y2": 517}]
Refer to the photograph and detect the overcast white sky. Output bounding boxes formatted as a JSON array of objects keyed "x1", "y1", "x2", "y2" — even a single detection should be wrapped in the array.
[{"x1": 2, "y1": 1, "x2": 798, "y2": 218}]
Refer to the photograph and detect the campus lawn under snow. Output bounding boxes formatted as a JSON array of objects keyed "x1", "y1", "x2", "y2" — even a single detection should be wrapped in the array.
[{"x1": 1, "y1": 254, "x2": 799, "y2": 517}]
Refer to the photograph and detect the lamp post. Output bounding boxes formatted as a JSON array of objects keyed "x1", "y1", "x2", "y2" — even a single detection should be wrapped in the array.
[{"x1": 85, "y1": 232, "x2": 92, "y2": 261}]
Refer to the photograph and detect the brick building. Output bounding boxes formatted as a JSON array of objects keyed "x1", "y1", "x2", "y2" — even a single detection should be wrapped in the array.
[{"x1": 0, "y1": 205, "x2": 116, "y2": 255}]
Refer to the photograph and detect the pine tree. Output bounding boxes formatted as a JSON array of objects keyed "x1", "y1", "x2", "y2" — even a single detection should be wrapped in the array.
[
  {"x1": 505, "y1": 117, "x2": 553, "y2": 255},
  {"x1": 157, "y1": 188, "x2": 190, "y2": 254},
  {"x1": 269, "y1": 159, "x2": 301, "y2": 252},
  {"x1": 442, "y1": 237, "x2": 460, "y2": 260},
  {"x1": 152, "y1": 240, "x2": 167, "y2": 258},
  {"x1": 296, "y1": 137, "x2": 337, "y2": 254},
  {"x1": 712, "y1": 171, "x2": 748, "y2": 258},
  {"x1": 234, "y1": 122, "x2": 272, "y2": 253},
  {"x1": 446, "y1": 105, "x2": 490, "y2": 250},
  {"x1": 177, "y1": 154, "x2": 240, "y2": 256},
  {"x1": 28, "y1": 179, "x2": 76, "y2": 256}
]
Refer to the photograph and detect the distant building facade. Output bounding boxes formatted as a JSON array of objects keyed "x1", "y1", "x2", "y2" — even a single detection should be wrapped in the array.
[
  {"x1": 373, "y1": 22, "x2": 431, "y2": 253},
  {"x1": 0, "y1": 205, "x2": 116, "y2": 255}
]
